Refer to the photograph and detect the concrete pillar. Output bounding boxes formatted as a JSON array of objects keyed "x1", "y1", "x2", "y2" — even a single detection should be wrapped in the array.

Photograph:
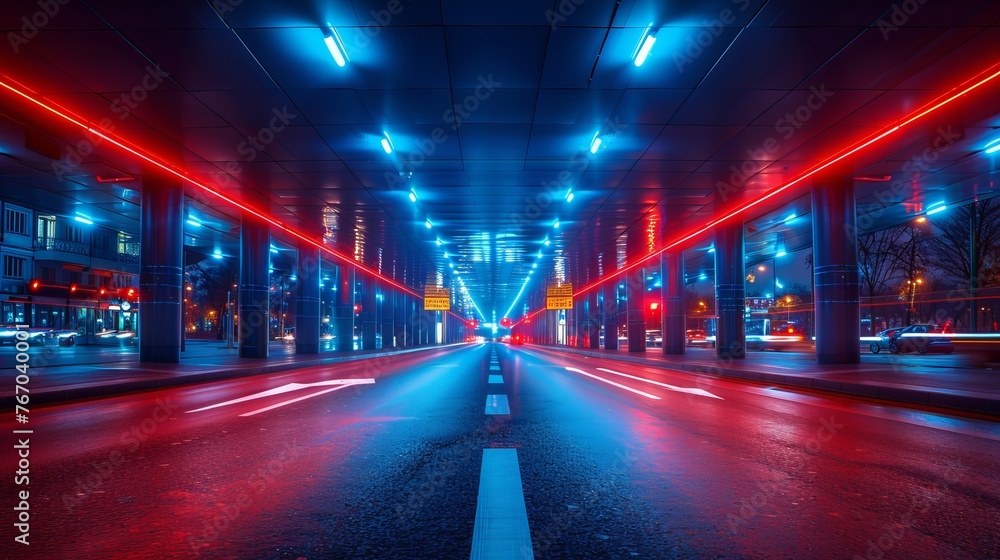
[
  {"x1": 812, "y1": 178, "x2": 861, "y2": 364},
  {"x1": 586, "y1": 292, "x2": 601, "y2": 349},
  {"x1": 238, "y1": 217, "x2": 270, "y2": 359},
  {"x1": 334, "y1": 264, "x2": 355, "y2": 352},
  {"x1": 603, "y1": 282, "x2": 619, "y2": 350},
  {"x1": 394, "y1": 293, "x2": 407, "y2": 347},
  {"x1": 294, "y1": 239, "x2": 321, "y2": 355},
  {"x1": 661, "y1": 251, "x2": 686, "y2": 355},
  {"x1": 139, "y1": 176, "x2": 183, "y2": 363},
  {"x1": 361, "y1": 278, "x2": 378, "y2": 350},
  {"x1": 715, "y1": 221, "x2": 745, "y2": 359},
  {"x1": 382, "y1": 289, "x2": 396, "y2": 348}
]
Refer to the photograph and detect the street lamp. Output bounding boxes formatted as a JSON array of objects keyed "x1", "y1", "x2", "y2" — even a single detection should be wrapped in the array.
[{"x1": 907, "y1": 278, "x2": 923, "y2": 324}]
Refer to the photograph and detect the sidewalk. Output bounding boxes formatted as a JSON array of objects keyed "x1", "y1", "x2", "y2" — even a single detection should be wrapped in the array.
[
  {"x1": 1, "y1": 340, "x2": 459, "y2": 407},
  {"x1": 548, "y1": 345, "x2": 1000, "y2": 417}
]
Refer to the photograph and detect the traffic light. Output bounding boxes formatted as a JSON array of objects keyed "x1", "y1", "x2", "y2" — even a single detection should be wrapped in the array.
[
  {"x1": 353, "y1": 303, "x2": 362, "y2": 314},
  {"x1": 500, "y1": 317, "x2": 513, "y2": 328}
]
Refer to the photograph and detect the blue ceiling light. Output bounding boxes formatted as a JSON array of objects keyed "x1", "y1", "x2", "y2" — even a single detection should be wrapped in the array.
[
  {"x1": 926, "y1": 202, "x2": 947, "y2": 215},
  {"x1": 212, "y1": 250, "x2": 224, "y2": 259},
  {"x1": 784, "y1": 213, "x2": 797, "y2": 224},
  {"x1": 436, "y1": 238, "x2": 442, "y2": 246},
  {"x1": 532, "y1": 263, "x2": 538, "y2": 269},
  {"x1": 380, "y1": 132, "x2": 394, "y2": 154},
  {"x1": 537, "y1": 250, "x2": 543, "y2": 258},
  {"x1": 543, "y1": 238, "x2": 551, "y2": 246},
  {"x1": 633, "y1": 27, "x2": 657, "y2": 67},
  {"x1": 553, "y1": 219, "x2": 560, "y2": 229},
  {"x1": 775, "y1": 250, "x2": 787, "y2": 258},
  {"x1": 186, "y1": 216, "x2": 202, "y2": 227},
  {"x1": 707, "y1": 247, "x2": 715, "y2": 253},
  {"x1": 74, "y1": 214, "x2": 93, "y2": 225},
  {"x1": 425, "y1": 219, "x2": 433, "y2": 228},
  {"x1": 449, "y1": 262, "x2": 454, "y2": 268},
  {"x1": 323, "y1": 27, "x2": 349, "y2": 67},
  {"x1": 566, "y1": 190, "x2": 575, "y2": 202},
  {"x1": 699, "y1": 273, "x2": 708, "y2": 280},
  {"x1": 985, "y1": 137, "x2": 1000, "y2": 154},
  {"x1": 408, "y1": 189, "x2": 417, "y2": 203},
  {"x1": 443, "y1": 251, "x2": 449, "y2": 259},
  {"x1": 589, "y1": 132, "x2": 602, "y2": 154}
]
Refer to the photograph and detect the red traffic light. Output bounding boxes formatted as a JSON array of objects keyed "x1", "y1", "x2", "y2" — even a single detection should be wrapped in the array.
[
  {"x1": 353, "y1": 303, "x2": 362, "y2": 314},
  {"x1": 500, "y1": 317, "x2": 513, "y2": 328}
]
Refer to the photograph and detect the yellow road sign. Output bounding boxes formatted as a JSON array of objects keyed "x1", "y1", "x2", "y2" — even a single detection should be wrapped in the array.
[
  {"x1": 546, "y1": 283, "x2": 573, "y2": 297},
  {"x1": 546, "y1": 296, "x2": 574, "y2": 310},
  {"x1": 424, "y1": 298, "x2": 451, "y2": 311}
]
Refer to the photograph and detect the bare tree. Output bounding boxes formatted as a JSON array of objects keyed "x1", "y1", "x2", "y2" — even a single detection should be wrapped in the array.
[{"x1": 924, "y1": 198, "x2": 1000, "y2": 288}]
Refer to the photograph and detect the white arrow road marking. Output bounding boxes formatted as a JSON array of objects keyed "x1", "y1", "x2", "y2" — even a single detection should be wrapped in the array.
[
  {"x1": 186, "y1": 379, "x2": 376, "y2": 414},
  {"x1": 596, "y1": 367, "x2": 723, "y2": 400},
  {"x1": 564, "y1": 367, "x2": 661, "y2": 400}
]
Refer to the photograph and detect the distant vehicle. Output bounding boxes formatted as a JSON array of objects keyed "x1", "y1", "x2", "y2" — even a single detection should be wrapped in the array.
[
  {"x1": 745, "y1": 319, "x2": 808, "y2": 351},
  {"x1": 868, "y1": 328, "x2": 900, "y2": 354},
  {"x1": 685, "y1": 329, "x2": 710, "y2": 347},
  {"x1": 97, "y1": 330, "x2": 137, "y2": 347},
  {"x1": 646, "y1": 329, "x2": 662, "y2": 348},
  {"x1": 889, "y1": 324, "x2": 953, "y2": 354}
]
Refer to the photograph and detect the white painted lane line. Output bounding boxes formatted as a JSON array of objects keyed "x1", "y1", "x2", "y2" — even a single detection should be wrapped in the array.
[
  {"x1": 186, "y1": 379, "x2": 375, "y2": 413},
  {"x1": 595, "y1": 367, "x2": 724, "y2": 400},
  {"x1": 563, "y1": 367, "x2": 661, "y2": 400},
  {"x1": 488, "y1": 374, "x2": 504, "y2": 384},
  {"x1": 485, "y1": 394, "x2": 510, "y2": 415},
  {"x1": 239, "y1": 384, "x2": 360, "y2": 417},
  {"x1": 471, "y1": 448, "x2": 533, "y2": 560},
  {"x1": 489, "y1": 366, "x2": 501, "y2": 371}
]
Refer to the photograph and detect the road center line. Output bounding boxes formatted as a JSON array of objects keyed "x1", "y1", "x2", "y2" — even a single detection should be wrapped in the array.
[
  {"x1": 471, "y1": 448, "x2": 533, "y2": 560},
  {"x1": 488, "y1": 374, "x2": 504, "y2": 384},
  {"x1": 485, "y1": 394, "x2": 510, "y2": 415}
]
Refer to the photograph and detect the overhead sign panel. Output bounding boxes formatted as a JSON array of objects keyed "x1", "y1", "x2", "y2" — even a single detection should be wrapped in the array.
[
  {"x1": 424, "y1": 286, "x2": 451, "y2": 311},
  {"x1": 546, "y1": 283, "x2": 573, "y2": 310}
]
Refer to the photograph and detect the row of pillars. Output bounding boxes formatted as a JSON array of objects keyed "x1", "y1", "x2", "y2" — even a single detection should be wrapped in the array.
[
  {"x1": 137, "y1": 175, "x2": 466, "y2": 363},
  {"x1": 522, "y1": 179, "x2": 862, "y2": 364}
]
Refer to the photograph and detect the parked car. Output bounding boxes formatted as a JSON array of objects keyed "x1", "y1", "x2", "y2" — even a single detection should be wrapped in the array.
[
  {"x1": 888, "y1": 324, "x2": 953, "y2": 354},
  {"x1": 0, "y1": 325, "x2": 51, "y2": 346},
  {"x1": 868, "y1": 328, "x2": 900, "y2": 354}
]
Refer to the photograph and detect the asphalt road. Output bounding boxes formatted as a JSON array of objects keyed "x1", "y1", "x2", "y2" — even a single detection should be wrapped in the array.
[{"x1": 3, "y1": 342, "x2": 999, "y2": 559}]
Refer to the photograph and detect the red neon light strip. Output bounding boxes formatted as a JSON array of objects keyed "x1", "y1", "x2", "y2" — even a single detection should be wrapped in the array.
[
  {"x1": 566, "y1": 62, "x2": 1000, "y2": 304},
  {"x1": 0, "y1": 79, "x2": 423, "y2": 299}
]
